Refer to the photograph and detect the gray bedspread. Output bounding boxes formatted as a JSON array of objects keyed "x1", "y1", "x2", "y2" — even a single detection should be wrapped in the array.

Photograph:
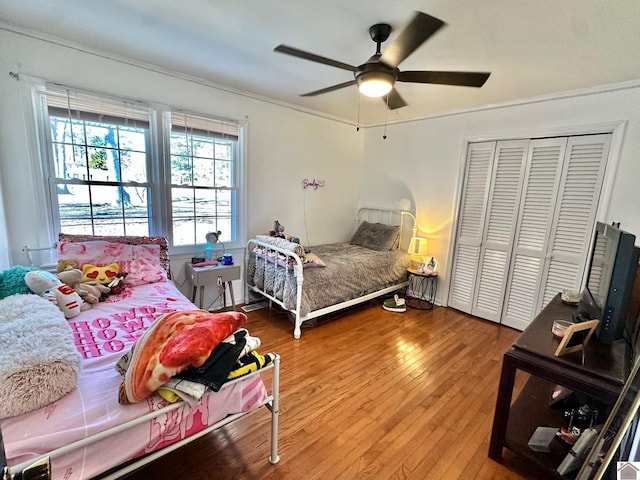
[{"x1": 249, "y1": 242, "x2": 410, "y2": 316}]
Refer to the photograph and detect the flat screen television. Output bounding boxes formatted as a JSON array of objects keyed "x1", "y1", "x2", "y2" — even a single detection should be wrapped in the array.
[{"x1": 579, "y1": 222, "x2": 640, "y2": 345}]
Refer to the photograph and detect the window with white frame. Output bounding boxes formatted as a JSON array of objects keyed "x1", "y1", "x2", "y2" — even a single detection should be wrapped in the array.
[
  {"x1": 169, "y1": 112, "x2": 239, "y2": 247},
  {"x1": 35, "y1": 84, "x2": 242, "y2": 249}
]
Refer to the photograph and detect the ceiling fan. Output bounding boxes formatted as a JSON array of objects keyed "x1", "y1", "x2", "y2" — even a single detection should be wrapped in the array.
[{"x1": 274, "y1": 11, "x2": 491, "y2": 110}]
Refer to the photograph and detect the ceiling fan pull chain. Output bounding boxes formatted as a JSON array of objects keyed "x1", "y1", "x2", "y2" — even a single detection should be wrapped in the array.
[
  {"x1": 383, "y1": 95, "x2": 389, "y2": 139},
  {"x1": 356, "y1": 92, "x2": 361, "y2": 132}
]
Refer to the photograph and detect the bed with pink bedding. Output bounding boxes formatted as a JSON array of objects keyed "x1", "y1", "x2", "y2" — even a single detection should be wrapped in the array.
[{"x1": 0, "y1": 236, "x2": 280, "y2": 480}]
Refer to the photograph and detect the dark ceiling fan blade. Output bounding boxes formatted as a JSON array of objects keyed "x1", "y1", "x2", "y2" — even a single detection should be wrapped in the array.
[
  {"x1": 300, "y1": 80, "x2": 357, "y2": 97},
  {"x1": 398, "y1": 70, "x2": 491, "y2": 87},
  {"x1": 274, "y1": 45, "x2": 358, "y2": 72},
  {"x1": 379, "y1": 12, "x2": 445, "y2": 68},
  {"x1": 385, "y1": 88, "x2": 407, "y2": 110}
]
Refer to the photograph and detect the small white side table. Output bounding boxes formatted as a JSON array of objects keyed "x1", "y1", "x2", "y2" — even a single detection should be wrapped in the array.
[{"x1": 186, "y1": 263, "x2": 241, "y2": 310}]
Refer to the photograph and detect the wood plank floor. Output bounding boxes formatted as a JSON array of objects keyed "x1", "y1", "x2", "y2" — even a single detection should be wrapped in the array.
[{"x1": 123, "y1": 301, "x2": 545, "y2": 480}]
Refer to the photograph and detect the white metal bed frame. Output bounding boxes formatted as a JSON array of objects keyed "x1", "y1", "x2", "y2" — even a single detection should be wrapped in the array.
[
  {"x1": 5, "y1": 241, "x2": 278, "y2": 479},
  {"x1": 245, "y1": 207, "x2": 416, "y2": 339},
  {"x1": 1, "y1": 354, "x2": 280, "y2": 480}
]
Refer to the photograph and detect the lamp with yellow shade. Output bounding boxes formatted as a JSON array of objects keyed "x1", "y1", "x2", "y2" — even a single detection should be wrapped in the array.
[{"x1": 408, "y1": 236, "x2": 428, "y2": 272}]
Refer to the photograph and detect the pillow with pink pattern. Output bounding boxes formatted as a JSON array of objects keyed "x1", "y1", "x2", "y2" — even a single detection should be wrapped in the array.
[{"x1": 58, "y1": 241, "x2": 167, "y2": 287}]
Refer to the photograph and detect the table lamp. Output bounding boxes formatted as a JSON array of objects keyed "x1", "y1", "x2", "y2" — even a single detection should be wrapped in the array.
[
  {"x1": 205, "y1": 230, "x2": 225, "y2": 261},
  {"x1": 408, "y1": 236, "x2": 428, "y2": 271}
]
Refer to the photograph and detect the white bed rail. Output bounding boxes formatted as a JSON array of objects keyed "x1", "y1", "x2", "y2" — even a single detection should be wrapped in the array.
[
  {"x1": 2, "y1": 354, "x2": 280, "y2": 480},
  {"x1": 245, "y1": 207, "x2": 415, "y2": 339},
  {"x1": 22, "y1": 243, "x2": 58, "y2": 272},
  {"x1": 245, "y1": 239, "x2": 306, "y2": 338}
]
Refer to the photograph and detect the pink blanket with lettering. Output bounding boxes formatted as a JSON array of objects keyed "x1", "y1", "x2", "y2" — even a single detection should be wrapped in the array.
[{"x1": 0, "y1": 281, "x2": 267, "y2": 480}]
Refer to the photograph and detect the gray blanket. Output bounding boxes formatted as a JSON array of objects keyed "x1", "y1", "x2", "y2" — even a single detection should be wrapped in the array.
[{"x1": 249, "y1": 242, "x2": 409, "y2": 316}]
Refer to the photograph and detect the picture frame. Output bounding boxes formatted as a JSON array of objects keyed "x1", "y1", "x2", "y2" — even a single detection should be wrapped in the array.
[{"x1": 554, "y1": 320, "x2": 599, "y2": 357}]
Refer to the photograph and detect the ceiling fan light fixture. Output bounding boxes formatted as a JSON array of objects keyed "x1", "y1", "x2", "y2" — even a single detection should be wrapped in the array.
[{"x1": 357, "y1": 71, "x2": 395, "y2": 98}]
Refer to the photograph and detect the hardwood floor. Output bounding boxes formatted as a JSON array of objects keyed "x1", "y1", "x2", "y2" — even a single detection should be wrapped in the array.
[{"x1": 123, "y1": 301, "x2": 544, "y2": 480}]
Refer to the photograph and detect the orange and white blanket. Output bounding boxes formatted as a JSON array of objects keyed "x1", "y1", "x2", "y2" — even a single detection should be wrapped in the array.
[{"x1": 118, "y1": 309, "x2": 246, "y2": 403}]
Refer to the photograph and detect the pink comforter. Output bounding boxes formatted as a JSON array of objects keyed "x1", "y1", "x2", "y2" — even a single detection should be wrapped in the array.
[{"x1": 1, "y1": 281, "x2": 267, "y2": 480}]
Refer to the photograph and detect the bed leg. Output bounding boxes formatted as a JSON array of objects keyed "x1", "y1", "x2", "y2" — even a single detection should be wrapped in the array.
[
  {"x1": 269, "y1": 354, "x2": 280, "y2": 464},
  {"x1": 293, "y1": 310, "x2": 303, "y2": 339}
]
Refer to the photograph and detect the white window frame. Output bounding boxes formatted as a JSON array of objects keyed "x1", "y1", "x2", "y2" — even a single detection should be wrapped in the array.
[{"x1": 32, "y1": 83, "x2": 246, "y2": 253}]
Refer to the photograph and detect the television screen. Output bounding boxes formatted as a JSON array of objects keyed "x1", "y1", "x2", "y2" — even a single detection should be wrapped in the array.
[
  {"x1": 579, "y1": 222, "x2": 639, "y2": 345},
  {"x1": 586, "y1": 226, "x2": 616, "y2": 313}
]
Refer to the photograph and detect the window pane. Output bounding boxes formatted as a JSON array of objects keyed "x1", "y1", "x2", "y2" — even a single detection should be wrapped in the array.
[
  {"x1": 94, "y1": 218, "x2": 125, "y2": 237},
  {"x1": 172, "y1": 220, "x2": 195, "y2": 246},
  {"x1": 50, "y1": 117, "x2": 72, "y2": 143},
  {"x1": 215, "y1": 142, "x2": 231, "y2": 160},
  {"x1": 123, "y1": 186, "x2": 148, "y2": 209},
  {"x1": 124, "y1": 221, "x2": 150, "y2": 237},
  {"x1": 86, "y1": 146, "x2": 110, "y2": 180},
  {"x1": 90, "y1": 185, "x2": 128, "y2": 237},
  {"x1": 120, "y1": 151, "x2": 147, "y2": 183},
  {"x1": 172, "y1": 187, "x2": 194, "y2": 216},
  {"x1": 215, "y1": 160, "x2": 232, "y2": 187},
  {"x1": 171, "y1": 187, "x2": 195, "y2": 246},
  {"x1": 52, "y1": 143, "x2": 87, "y2": 179},
  {"x1": 193, "y1": 189, "x2": 214, "y2": 217},
  {"x1": 193, "y1": 158, "x2": 214, "y2": 187},
  {"x1": 193, "y1": 138, "x2": 213, "y2": 158},
  {"x1": 57, "y1": 183, "x2": 92, "y2": 225},
  {"x1": 85, "y1": 124, "x2": 111, "y2": 147},
  {"x1": 118, "y1": 128, "x2": 146, "y2": 152},
  {"x1": 60, "y1": 218, "x2": 93, "y2": 234},
  {"x1": 171, "y1": 153, "x2": 192, "y2": 185},
  {"x1": 217, "y1": 189, "x2": 232, "y2": 216},
  {"x1": 170, "y1": 134, "x2": 189, "y2": 153}
]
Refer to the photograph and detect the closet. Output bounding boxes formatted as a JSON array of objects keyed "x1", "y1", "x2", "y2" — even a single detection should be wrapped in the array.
[{"x1": 448, "y1": 134, "x2": 611, "y2": 330}]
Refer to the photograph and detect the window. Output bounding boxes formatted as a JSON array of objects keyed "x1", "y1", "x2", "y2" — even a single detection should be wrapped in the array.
[
  {"x1": 169, "y1": 113, "x2": 239, "y2": 246},
  {"x1": 36, "y1": 84, "x2": 243, "y2": 249}
]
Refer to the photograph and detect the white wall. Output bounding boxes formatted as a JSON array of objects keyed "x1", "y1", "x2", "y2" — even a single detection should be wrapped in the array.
[
  {"x1": 0, "y1": 28, "x2": 363, "y2": 305},
  {"x1": 361, "y1": 85, "x2": 640, "y2": 305}
]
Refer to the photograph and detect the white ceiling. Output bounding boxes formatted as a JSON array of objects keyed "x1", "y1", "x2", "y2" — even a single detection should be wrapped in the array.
[{"x1": 1, "y1": 0, "x2": 639, "y2": 125}]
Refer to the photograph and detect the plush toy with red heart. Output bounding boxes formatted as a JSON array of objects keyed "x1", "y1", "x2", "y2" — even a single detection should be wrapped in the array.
[{"x1": 81, "y1": 263, "x2": 119, "y2": 284}]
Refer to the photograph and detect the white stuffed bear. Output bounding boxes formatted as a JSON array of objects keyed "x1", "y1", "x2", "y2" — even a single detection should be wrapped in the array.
[{"x1": 25, "y1": 270, "x2": 87, "y2": 319}]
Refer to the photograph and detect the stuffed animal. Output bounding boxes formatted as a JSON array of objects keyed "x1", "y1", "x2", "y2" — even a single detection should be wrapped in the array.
[
  {"x1": 82, "y1": 263, "x2": 119, "y2": 284},
  {"x1": 270, "y1": 220, "x2": 286, "y2": 238},
  {"x1": 24, "y1": 270, "x2": 87, "y2": 318},
  {"x1": 57, "y1": 268, "x2": 110, "y2": 304},
  {"x1": 57, "y1": 258, "x2": 79, "y2": 273},
  {"x1": 107, "y1": 272, "x2": 128, "y2": 296}
]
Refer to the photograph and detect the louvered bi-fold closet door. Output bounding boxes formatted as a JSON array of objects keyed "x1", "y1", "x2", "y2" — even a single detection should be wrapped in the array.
[
  {"x1": 448, "y1": 142, "x2": 496, "y2": 312},
  {"x1": 501, "y1": 134, "x2": 611, "y2": 329},
  {"x1": 501, "y1": 138, "x2": 567, "y2": 330},
  {"x1": 537, "y1": 134, "x2": 611, "y2": 312},
  {"x1": 471, "y1": 141, "x2": 528, "y2": 321}
]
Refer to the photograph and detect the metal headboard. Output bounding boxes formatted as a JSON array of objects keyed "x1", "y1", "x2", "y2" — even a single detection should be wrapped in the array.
[{"x1": 356, "y1": 207, "x2": 417, "y2": 252}]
